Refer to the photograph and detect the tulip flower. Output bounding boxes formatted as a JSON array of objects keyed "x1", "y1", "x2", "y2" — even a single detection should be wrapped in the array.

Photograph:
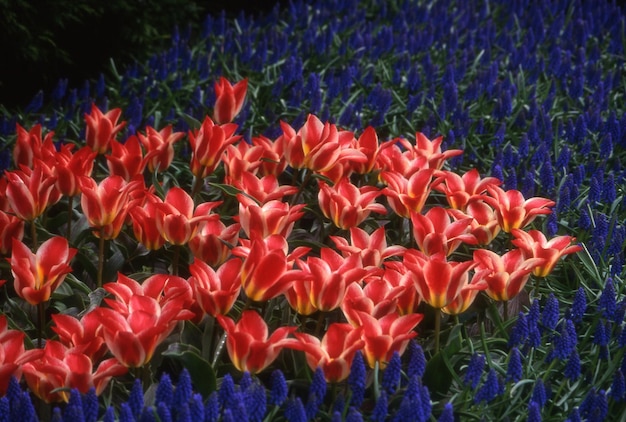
[
  {"x1": 483, "y1": 186, "x2": 554, "y2": 233},
  {"x1": 299, "y1": 248, "x2": 369, "y2": 312},
  {"x1": 235, "y1": 236, "x2": 309, "y2": 302},
  {"x1": 233, "y1": 171, "x2": 298, "y2": 204},
  {"x1": 137, "y1": 124, "x2": 184, "y2": 172},
  {"x1": 251, "y1": 134, "x2": 288, "y2": 176},
  {"x1": 54, "y1": 146, "x2": 97, "y2": 197},
  {"x1": 318, "y1": 178, "x2": 386, "y2": 229},
  {"x1": 222, "y1": 140, "x2": 264, "y2": 185},
  {"x1": 130, "y1": 192, "x2": 166, "y2": 251},
  {"x1": 213, "y1": 77, "x2": 248, "y2": 124},
  {"x1": 331, "y1": 226, "x2": 406, "y2": 269},
  {"x1": 237, "y1": 194, "x2": 305, "y2": 239},
  {"x1": 511, "y1": 229, "x2": 583, "y2": 277},
  {"x1": 449, "y1": 200, "x2": 502, "y2": 246},
  {"x1": 410, "y1": 206, "x2": 477, "y2": 256},
  {"x1": 431, "y1": 168, "x2": 501, "y2": 211},
  {"x1": 473, "y1": 248, "x2": 545, "y2": 301},
  {"x1": 413, "y1": 132, "x2": 463, "y2": 170},
  {"x1": 189, "y1": 218, "x2": 240, "y2": 267},
  {"x1": 441, "y1": 276, "x2": 489, "y2": 315},
  {"x1": 10, "y1": 236, "x2": 76, "y2": 306},
  {"x1": 340, "y1": 277, "x2": 406, "y2": 326},
  {"x1": 79, "y1": 175, "x2": 144, "y2": 240},
  {"x1": 291, "y1": 322, "x2": 364, "y2": 382},
  {"x1": 51, "y1": 312, "x2": 107, "y2": 361},
  {"x1": 5, "y1": 161, "x2": 59, "y2": 222},
  {"x1": 188, "y1": 115, "x2": 240, "y2": 179},
  {"x1": 0, "y1": 315, "x2": 44, "y2": 395},
  {"x1": 383, "y1": 262, "x2": 422, "y2": 315},
  {"x1": 350, "y1": 126, "x2": 382, "y2": 175},
  {"x1": 12, "y1": 123, "x2": 57, "y2": 169},
  {"x1": 155, "y1": 187, "x2": 221, "y2": 246},
  {"x1": 352, "y1": 310, "x2": 423, "y2": 369},
  {"x1": 381, "y1": 169, "x2": 436, "y2": 218},
  {"x1": 21, "y1": 340, "x2": 127, "y2": 402},
  {"x1": 0, "y1": 210, "x2": 24, "y2": 254},
  {"x1": 188, "y1": 258, "x2": 242, "y2": 317},
  {"x1": 84, "y1": 103, "x2": 126, "y2": 154},
  {"x1": 106, "y1": 136, "x2": 148, "y2": 181},
  {"x1": 376, "y1": 138, "x2": 429, "y2": 177},
  {"x1": 285, "y1": 278, "x2": 318, "y2": 316},
  {"x1": 217, "y1": 310, "x2": 297, "y2": 374}
]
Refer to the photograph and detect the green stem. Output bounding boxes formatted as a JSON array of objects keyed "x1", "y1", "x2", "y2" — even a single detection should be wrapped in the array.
[
  {"x1": 30, "y1": 219, "x2": 38, "y2": 251},
  {"x1": 314, "y1": 311, "x2": 326, "y2": 338},
  {"x1": 172, "y1": 244, "x2": 181, "y2": 276},
  {"x1": 191, "y1": 166, "x2": 207, "y2": 200},
  {"x1": 37, "y1": 302, "x2": 45, "y2": 348},
  {"x1": 434, "y1": 308, "x2": 441, "y2": 354},
  {"x1": 66, "y1": 196, "x2": 74, "y2": 241},
  {"x1": 503, "y1": 300, "x2": 508, "y2": 323},
  {"x1": 373, "y1": 360, "x2": 381, "y2": 400},
  {"x1": 97, "y1": 229, "x2": 106, "y2": 288}
]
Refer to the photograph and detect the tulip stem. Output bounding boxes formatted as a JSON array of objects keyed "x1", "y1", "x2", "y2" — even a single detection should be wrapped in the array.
[
  {"x1": 97, "y1": 230, "x2": 105, "y2": 288},
  {"x1": 314, "y1": 311, "x2": 325, "y2": 338},
  {"x1": 30, "y1": 220, "x2": 38, "y2": 251},
  {"x1": 172, "y1": 244, "x2": 180, "y2": 276},
  {"x1": 503, "y1": 300, "x2": 508, "y2": 322},
  {"x1": 191, "y1": 166, "x2": 206, "y2": 201},
  {"x1": 434, "y1": 308, "x2": 441, "y2": 354},
  {"x1": 66, "y1": 196, "x2": 74, "y2": 241},
  {"x1": 37, "y1": 302, "x2": 45, "y2": 348}
]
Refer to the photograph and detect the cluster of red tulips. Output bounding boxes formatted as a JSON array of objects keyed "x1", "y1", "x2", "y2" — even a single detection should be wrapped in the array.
[{"x1": 0, "y1": 77, "x2": 581, "y2": 404}]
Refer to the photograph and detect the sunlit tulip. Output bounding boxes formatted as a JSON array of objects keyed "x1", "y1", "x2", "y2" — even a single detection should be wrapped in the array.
[
  {"x1": 223, "y1": 141, "x2": 264, "y2": 185},
  {"x1": 130, "y1": 192, "x2": 166, "y2": 251},
  {"x1": 5, "y1": 161, "x2": 58, "y2": 221},
  {"x1": 0, "y1": 210, "x2": 24, "y2": 254},
  {"x1": 188, "y1": 116, "x2": 240, "y2": 178},
  {"x1": 106, "y1": 136, "x2": 148, "y2": 181},
  {"x1": 13, "y1": 123, "x2": 57, "y2": 169},
  {"x1": 441, "y1": 276, "x2": 488, "y2": 315},
  {"x1": 381, "y1": 169, "x2": 436, "y2": 218},
  {"x1": 473, "y1": 248, "x2": 546, "y2": 301},
  {"x1": 350, "y1": 126, "x2": 382, "y2": 175},
  {"x1": 432, "y1": 168, "x2": 501, "y2": 211},
  {"x1": 188, "y1": 258, "x2": 242, "y2": 317},
  {"x1": 382, "y1": 262, "x2": 422, "y2": 315},
  {"x1": 51, "y1": 312, "x2": 107, "y2": 361},
  {"x1": 237, "y1": 194, "x2": 305, "y2": 239},
  {"x1": 0, "y1": 315, "x2": 44, "y2": 395},
  {"x1": 137, "y1": 124, "x2": 184, "y2": 172},
  {"x1": 376, "y1": 138, "x2": 429, "y2": 177},
  {"x1": 484, "y1": 186, "x2": 554, "y2": 233},
  {"x1": 318, "y1": 178, "x2": 386, "y2": 229},
  {"x1": 217, "y1": 310, "x2": 297, "y2": 374},
  {"x1": 300, "y1": 248, "x2": 368, "y2": 312},
  {"x1": 213, "y1": 77, "x2": 248, "y2": 124},
  {"x1": 413, "y1": 132, "x2": 463, "y2": 170},
  {"x1": 331, "y1": 226, "x2": 406, "y2": 269},
  {"x1": 189, "y1": 218, "x2": 240, "y2": 267},
  {"x1": 403, "y1": 250, "x2": 477, "y2": 309},
  {"x1": 79, "y1": 175, "x2": 143, "y2": 239},
  {"x1": 285, "y1": 279, "x2": 318, "y2": 316},
  {"x1": 511, "y1": 229, "x2": 583, "y2": 277},
  {"x1": 234, "y1": 171, "x2": 298, "y2": 204},
  {"x1": 353, "y1": 310, "x2": 423, "y2": 369},
  {"x1": 251, "y1": 134, "x2": 288, "y2": 176},
  {"x1": 341, "y1": 277, "x2": 405, "y2": 326},
  {"x1": 156, "y1": 187, "x2": 221, "y2": 246},
  {"x1": 54, "y1": 146, "x2": 97, "y2": 197},
  {"x1": 235, "y1": 236, "x2": 309, "y2": 302},
  {"x1": 10, "y1": 236, "x2": 76, "y2": 305},
  {"x1": 449, "y1": 200, "x2": 501, "y2": 246},
  {"x1": 410, "y1": 206, "x2": 477, "y2": 256},
  {"x1": 84, "y1": 103, "x2": 126, "y2": 154},
  {"x1": 291, "y1": 323, "x2": 364, "y2": 382},
  {"x1": 22, "y1": 340, "x2": 127, "y2": 402}
]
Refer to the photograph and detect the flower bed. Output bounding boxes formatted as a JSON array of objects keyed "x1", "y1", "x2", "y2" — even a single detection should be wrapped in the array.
[{"x1": 1, "y1": 0, "x2": 625, "y2": 420}]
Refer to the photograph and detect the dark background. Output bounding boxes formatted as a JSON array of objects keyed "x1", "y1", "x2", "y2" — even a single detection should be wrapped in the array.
[{"x1": 0, "y1": 0, "x2": 285, "y2": 111}]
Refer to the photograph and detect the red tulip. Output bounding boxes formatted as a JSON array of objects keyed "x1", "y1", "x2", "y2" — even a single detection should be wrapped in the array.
[
  {"x1": 350, "y1": 126, "x2": 382, "y2": 175},
  {"x1": 130, "y1": 192, "x2": 166, "y2": 251},
  {"x1": 376, "y1": 138, "x2": 429, "y2": 177},
  {"x1": 0, "y1": 210, "x2": 24, "y2": 254},
  {"x1": 106, "y1": 136, "x2": 148, "y2": 181},
  {"x1": 233, "y1": 171, "x2": 298, "y2": 204},
  {"x1": 137, "y1": 124, "x2": 184, "y2": 172},
  {"x1": 213, "y1": 77, "x2": 248, "y2": 124},
  {"x1": 473, "y1": 248, "x2": 544, "y2": 301},
  {"x1": 381, "y1": 169, "x2": 436, "y2": 218},
  {"x1": 441, "y1": 275, "x2": 488, "y2": 315},
  {"x1": 404, "y1": 250, "x2": 477, "y2": 309},
  {"x1": 511, "y1": 229, "x2": 583, "y2": 277},
  {"x1": 341, "y1": 277, "x2": 405, "y2": 326},
  {"x1": 188, "y1": 116, "x2": 240, "y2": 178},
  {"x1": 10, "y1": 236, "x2": 76, "y2": 305},
  {"x1": 22, "y1": 340, "x2": 127, "y2": 402},
  {"x1": 189, "y1": 219, "x2": 240, "y2": 267},
  {"x1": 84, "y1": 103, "x2": 126, "y2": 154},
  {"x1": 5, "y1": 161, "x2": 58, "y2": 221},
  {"x1": 79, "y1": 175, "x2": 144, "y2": 239},
  {"x1": 222, "y1": 140, "x2": 264, "y2": 185},
  {"x1": 285, "y1": 278, "x2": 317, "y2": 316},
  {"x1": 432, "y1": 168, "x2": 501, "y2": 211},
  {"x1": 484, "y1": 186, "x2": 554, "y2": 233},
  {"x1": 291, "y1": 322, "x2": 364, "y2": 382},
  {"x1": 331, "y1": 226, "x2": 406, "y2": 269},
  {"x1": 449, "y1": 200, "x2": 502, "y2": 245},
  {"x1": 318, "y1": 178, "x2": 386, "y2": 229},
  {"x1": 353, "y1": 310, "x2": 423, "y2": 369},
  {"x1": 413, "y1": 132, "x2": 463, "y2": 170},
  {"x1": 12, "y1": 123, "x2": 57, "y2": 169},
  {"x1": 0, "y1": 315, "x2": 44, "y2": 395},
  {"x1": 382, "y1": 262, "x2": 422, "y2": 315},
  {"x1": 251, "y1": 134, "x2": 287, "y2": 176},
  {"x1": 237, "y1": 194, "x2": 305, "y2": 239},
  {"x1": 410, "y1": 206, "x2": 477, "y2": 256},
  {"x1": 217, "y1": 310, "x2": 297, "y2": 374},
  {"x1": 54, "y1": 146, "x2": 97, "y2": 197},
  {"x1": 51, "y1": 312, "x2": 107, "y2": 361},
  {"x1": 156, "y1": 187, "x2": 221, "y2": 246},
  {"x1": 188, "y1": 258, "x2": 242, "y2": 317}
]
